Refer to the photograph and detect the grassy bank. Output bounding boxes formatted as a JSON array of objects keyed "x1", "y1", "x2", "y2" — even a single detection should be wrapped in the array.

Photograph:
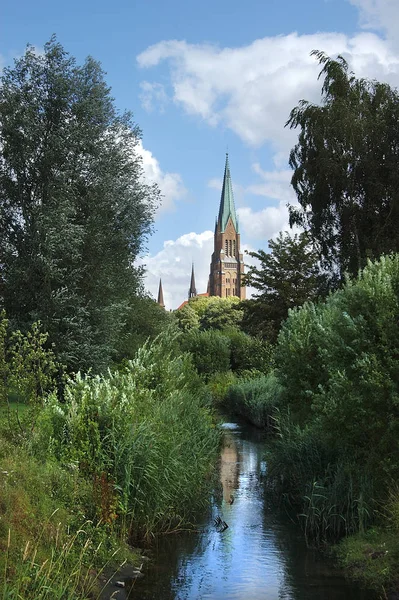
[{"x1": 0, "y1": 329, "x2": 220, "y2": 598}]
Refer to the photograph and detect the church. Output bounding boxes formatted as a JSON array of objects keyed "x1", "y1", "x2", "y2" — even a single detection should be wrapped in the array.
[{"x1": 157, "y1": 154, "x2": 246, "y2": 309}]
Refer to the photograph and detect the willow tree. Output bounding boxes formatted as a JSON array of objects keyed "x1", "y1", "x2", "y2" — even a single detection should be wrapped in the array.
[
  {"x1": 287, "y1": 51, "x2": 399, "y2": 280},
  {"x1": 0, "y1": 38, "x2": 159, "y2": 372}
]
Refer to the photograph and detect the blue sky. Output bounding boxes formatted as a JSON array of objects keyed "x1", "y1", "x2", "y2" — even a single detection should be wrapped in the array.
[{"x1": 2, "y1": 0, "x2": 399, "y2": 308}]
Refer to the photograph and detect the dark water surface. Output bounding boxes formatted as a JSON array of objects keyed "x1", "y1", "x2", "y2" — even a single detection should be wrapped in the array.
[{"x1": 129, "y1": 420, "x2": 376, "y2": 600}]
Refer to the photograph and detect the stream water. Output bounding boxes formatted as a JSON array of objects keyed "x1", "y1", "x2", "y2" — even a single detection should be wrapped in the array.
[{"x1": 113, "y1": 419, "x2": 376, "y2": 600}]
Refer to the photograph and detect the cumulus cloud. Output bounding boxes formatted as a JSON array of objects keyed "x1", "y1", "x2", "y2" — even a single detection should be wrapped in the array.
[
  {"x1": 140, "y1": 230, "x2": 261, "y2": 310},
  {"x1": 136, "y1": 141, "x2": 187, "y2": 215},
  {"x1": 141, "y1": 231, "x2": 214, "y2": 309},
  {"x1": 349, "y1": 0, "x2": 399, "y2": 45},
  {"x1": 137, "y1": 33, "x2": 399, "y2": 150}
]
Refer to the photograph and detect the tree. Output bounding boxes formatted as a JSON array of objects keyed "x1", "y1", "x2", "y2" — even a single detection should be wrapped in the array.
[
  {"x1": 175, "y1": 304, "x2": 200, "y2": 332},
  {"x1": 0, "y1": 38, "x2": 158, "y2": 372},
  {"x1": 176, "y1": 296, "x2": 243, "y2": 331},
  {"x1": 287, "y1": 50, "x2": 399, "y2": 280},
  {"x1": 242, "y1": 232, "x2": 323, "y2": 341}
]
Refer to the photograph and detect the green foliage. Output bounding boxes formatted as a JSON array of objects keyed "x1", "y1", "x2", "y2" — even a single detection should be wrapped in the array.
[
  {"x1": 180, "y1": 329, "x2": 231, "y2": 378},
  {"x1": 0, "y1": 38, "x2": 158, "y2": 373},
  {"x1": 224, "y1": 329, "x2": 273, "y2": 374},
  {"x1": 242, "y1": 232, "x2": 325, "y2": 341},
  {"x1": 277, "y1": 254, "x2": 399, "y2": 470},
  {"x1": 35, "y1": 330, "x2": 220, "y2": 541},
  {"x1": 225, "y1": 371, "x2": 282, "y2": 428},
  {"x1": 8, "y1": 323, "x2": 59, "y2": 406},
  {"x1": 0, "y1": 312, "x2": 7, "y2": 405},
  {"x1": 175, "y1": 304, "x2": 200, "y2": 332},
  {"x1": 206, "y1": 371, "x2": 237, "y2": 405},
  {"x1": 288, "y1": 51, "x2": 399, "y2": 279},
  {"x1": 176, "y1": 296, "x2": 243, "y2": 332},
  {"x1": 269, "y1": 254, "x2": 399, "y2": 546},
  {"x1": 114, "y1": 295, "x2": 172, "y2": 362},
  {"x1": 0, "y1": 443, "x2": 137, "y2": 599},
  {"x1": 267, "y1": 416, "x2": 374, "y2": 544}
]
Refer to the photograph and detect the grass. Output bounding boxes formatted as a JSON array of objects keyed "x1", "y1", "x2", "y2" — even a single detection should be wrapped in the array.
[
  {"x1": 0, "y1": 438, "x2": 140, "y2": 599},
  {"x1": 223, "y1": 371, "x2": 282, "y2": 428},
  {"x1": 335, "y1": 527, "x2": 399, "y2": 595}
]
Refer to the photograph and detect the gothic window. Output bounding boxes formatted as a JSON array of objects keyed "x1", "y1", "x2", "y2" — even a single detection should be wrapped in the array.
[
  {"x1": 225, "y1": 240, "x2": 228, "y2": 255},
  {"x1": 233, "y1": 240, "x2": 236, "y2": 256},
  {"x1": 229, "y1": 240, "x2": 232, "y2": 256}
]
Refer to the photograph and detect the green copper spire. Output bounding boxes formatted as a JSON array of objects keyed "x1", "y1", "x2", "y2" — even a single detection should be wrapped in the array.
[{"x1": 218, "y1": 153, "x2": 239, "y2": 233}]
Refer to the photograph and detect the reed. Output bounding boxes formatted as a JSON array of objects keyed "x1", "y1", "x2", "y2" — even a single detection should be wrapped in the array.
[
  {"x1": 224, "y1": 371, "x2": 282, "y2": 429},
  {"x1": 36, "y1": 330, "x2": 220, "y2": 542}
]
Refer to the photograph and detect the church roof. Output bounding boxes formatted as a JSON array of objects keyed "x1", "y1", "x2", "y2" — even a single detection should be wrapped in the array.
[{"x1": 218, "y1": 154, "x2": 239, "y2": 233}]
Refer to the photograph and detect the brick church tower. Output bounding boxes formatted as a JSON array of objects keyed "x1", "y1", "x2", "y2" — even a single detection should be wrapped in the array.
[{"x1": 208, "y1": 155, "x2": 246, "y2": 299}]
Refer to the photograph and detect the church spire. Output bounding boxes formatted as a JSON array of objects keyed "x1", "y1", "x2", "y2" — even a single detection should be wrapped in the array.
[
  {"x1": 217, "y1": 153, "x2": 239, "y2": 233},
  {"x1": 157, "y1": 278, "x2": 165, "y2": 308},
  {"x1": 188, "y1": 263, "x2": 197, "y2": 299}
]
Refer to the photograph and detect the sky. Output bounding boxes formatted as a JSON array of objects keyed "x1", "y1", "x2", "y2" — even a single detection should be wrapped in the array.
[{"x1": 1, "y1": 0, "x2": 399, "y2": 309}]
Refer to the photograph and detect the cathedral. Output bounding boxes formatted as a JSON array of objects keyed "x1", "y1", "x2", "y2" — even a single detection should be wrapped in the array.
[{"x1": 157, "y1": 154, "x2": 246, "y2": 308}]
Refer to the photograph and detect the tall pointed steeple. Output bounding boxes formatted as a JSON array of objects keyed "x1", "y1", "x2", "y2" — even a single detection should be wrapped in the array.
[
  {"x1": 208, "y1": 154, "x2": 246, "y2": 300},
  {"x1": 188, "y1": 263, "x2": 197, "y2": 299},
  {"x1": 217, "y1": 153, "x2": 239, "y2": 233},
  {"x1": 157, "y1": 279, "x2": 165, "y2": 308}
]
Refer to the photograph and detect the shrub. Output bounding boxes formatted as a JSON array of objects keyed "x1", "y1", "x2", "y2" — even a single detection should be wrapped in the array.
[
  {"x1": 180, "y1": 329, "x2": 231, "y2": 377},
  {"x1": 207, "y1": 371, "x2": 237, "y2": 405},
  {"x1": 225, "y1": 371, "x2": 282, "y2": 428},
  {"x1": 224, "y1": 328, "x2": 273, "y2": 374},
  {"x1": 269, "y1": 254, "x2": 399, "y2": 545}
]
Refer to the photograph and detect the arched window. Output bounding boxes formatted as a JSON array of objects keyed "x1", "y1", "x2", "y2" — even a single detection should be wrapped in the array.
[
  {"x1": 225, "y1": 240, "x2": 228, "y2": 255},
  {"x1": 229, "y1": 240, "x2": 232, "y2": 256},
  {"x1": 233, "y1": 240, "x2": 236, "y2": 256}
]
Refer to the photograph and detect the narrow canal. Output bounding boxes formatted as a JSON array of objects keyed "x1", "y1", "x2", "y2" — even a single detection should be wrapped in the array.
[{"x1": 117, "y1": 420, "x2": 376, "y2": 599}]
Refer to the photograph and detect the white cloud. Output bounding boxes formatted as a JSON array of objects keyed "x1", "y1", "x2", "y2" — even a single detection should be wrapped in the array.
[
  {"x1": 136, "y1": 141, "x2": 187, "y2": 215},
  {"x1": 137, "y1": 33, "x2": 399, "y2": 150},
  {"x1": 238, "y1": 205, "x2": 294, "y2": 241},
  {"x1": 140, "y1": 230, "x2": 262, "y2": 309},
  {"x1": 139, "y1": 81, "x2": 168, "y2": 112},
  {"x1": 236, "y1": 166, "x2": 299, "y2": 241},
  {"x1": 141, "y1": 230, "x2": 214, "y2": 309},
  {"x1": 349, "y1": 0, "x2": 399, "y2": 46}
]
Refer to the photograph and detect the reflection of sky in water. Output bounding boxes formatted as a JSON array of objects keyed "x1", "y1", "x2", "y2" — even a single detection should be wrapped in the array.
[
  {"x1": 169, "y1": 433, "x2": 293, "y2": 600},
  {"x1": 137, "y1": 423, "x2": 375, "y2": 600}
]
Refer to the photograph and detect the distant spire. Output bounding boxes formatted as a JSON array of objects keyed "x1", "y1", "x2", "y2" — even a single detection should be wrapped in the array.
[
  {"x1": 188, "y1": 263, "x2": 197, "y2": 299},
  {"x1": 157, "y1": 279, "x2": 165, "y2": 308},
  {"x1": 218, "y1": 153, "x2": 239, "y2": 233}
]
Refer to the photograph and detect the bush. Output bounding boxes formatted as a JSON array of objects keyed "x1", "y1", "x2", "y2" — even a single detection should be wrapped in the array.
[
  {"x1": 224, "y1": 371, "x2": 282, "y2": 428},
  {"x1": 207, "y1": 371, "x2": 237, "y2": 405},
  {"x1": 269, "y1": 254, "x2": 399, "y2": 546},
  {"x1": 224, "y1": 328, "x2": 273, "y2": 374},
  {"x1": 180, "y1": 329, "x2": 231, "y2": 377},
  {"x1": 276, "y1": 254, "x2": 399, "y2": 474}
]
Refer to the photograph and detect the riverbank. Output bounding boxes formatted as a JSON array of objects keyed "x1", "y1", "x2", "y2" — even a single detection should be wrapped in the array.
[{"x1": 0, "y1": 331, "x2": 220, "y2": 598}]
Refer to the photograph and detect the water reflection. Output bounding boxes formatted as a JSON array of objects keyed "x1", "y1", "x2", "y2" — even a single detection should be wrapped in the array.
[{"x1": 133, "y1": 420, "x2": 376, "y2": 600}]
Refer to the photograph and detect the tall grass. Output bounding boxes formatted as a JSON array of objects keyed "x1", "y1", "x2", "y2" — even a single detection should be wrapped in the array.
[
  {"x1": 267, "y1": 413, "x2": 375, "y2": 544},
  {"x1": 224, "y1": 371, "x2": 282, "y2": 428},
  {"x1": 1, "y1": 524, "x2": 122, "y2": 600},
  {"x1": 34, "y1": 330, "x2": 220, "y2": 542}
]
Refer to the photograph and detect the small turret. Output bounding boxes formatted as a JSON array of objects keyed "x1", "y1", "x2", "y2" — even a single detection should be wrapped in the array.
[
  {"x1": 157, "y1": 279, "x2": 165, "y2": 308},
  {"x1": 188, "y1": 264, "x2": 197, "y2": 299}
]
